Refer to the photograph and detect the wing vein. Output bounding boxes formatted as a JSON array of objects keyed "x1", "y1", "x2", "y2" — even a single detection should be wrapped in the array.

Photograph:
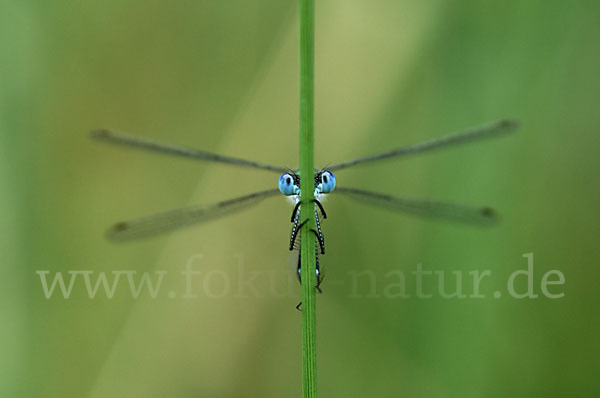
[
  {"x1": 107, "y1": 189, "x2": 280, "y2": 241},
  {"x1": 91, "y1": 129, "x2": 288, "y2": 173},
  {"x1": 328, "y1": 119, "x2": 518, "y2": 171},
  {"x1": 334, "y1": 187, "x2": 498, "y2": 225}
]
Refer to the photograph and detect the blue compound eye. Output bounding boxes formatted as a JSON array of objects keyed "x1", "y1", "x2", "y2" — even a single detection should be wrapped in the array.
[
  {"x1": 319, "y1": 170, "x2": 336, "y2": 193},
  {"x1": 278, "y1": 173, "x2": 298, "y2": 196}
]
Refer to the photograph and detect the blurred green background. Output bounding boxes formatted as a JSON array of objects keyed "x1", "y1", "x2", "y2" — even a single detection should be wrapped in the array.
[{"x1": 2, "y1": 1, "x2": 599, "y2": 397}]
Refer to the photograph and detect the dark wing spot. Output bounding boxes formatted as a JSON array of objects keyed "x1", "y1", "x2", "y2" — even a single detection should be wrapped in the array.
[
  {"x1": 90, "y1": 129, "x2": 111, "y2": 138},
  {"x1": 500, "y1": 119, "x2": 519, "y2": 129},
  {"x1": 113, "y1": 222, "x2": 129, "y2": 231},
  {"x1": 481, "y1": 207, "x2": 496, "y2": 218}
]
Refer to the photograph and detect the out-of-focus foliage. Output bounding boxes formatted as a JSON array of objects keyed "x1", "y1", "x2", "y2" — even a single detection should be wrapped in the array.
[{"x1": 1, "y1": 1, "x2": 598, "y2": 397}]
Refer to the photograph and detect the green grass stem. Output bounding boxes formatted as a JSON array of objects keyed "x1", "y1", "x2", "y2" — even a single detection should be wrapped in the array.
[{"x1": 299, "y1": 0, "x2": 317, "y2": 397}]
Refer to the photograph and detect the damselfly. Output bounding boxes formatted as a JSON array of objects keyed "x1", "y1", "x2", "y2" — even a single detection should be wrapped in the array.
[{"x1": 91, "y1": 119, "x2": 518, "y2": 294}]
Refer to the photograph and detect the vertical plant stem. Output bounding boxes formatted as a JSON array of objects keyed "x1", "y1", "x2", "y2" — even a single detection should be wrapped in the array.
[{"x1": 299, "y1": 0, "x2": 317, "y2": 397}]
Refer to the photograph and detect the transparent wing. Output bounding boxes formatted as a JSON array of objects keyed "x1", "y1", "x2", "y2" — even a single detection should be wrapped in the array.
[
  {"x1": 327, "y1": 119, "x2": 518, "y2": 171},
  {"x1": 334, "y1": 187, "x2": 498, "y2": 225},
  {"x1": 91, "y1": 129, "x2": 289, "y2": 174},
  {"x1": 106, "y1": 189, "x2": 280, "y2": 241}
]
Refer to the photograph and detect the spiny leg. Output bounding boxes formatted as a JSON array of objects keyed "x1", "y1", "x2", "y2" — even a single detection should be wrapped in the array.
[
  {"x1": 315, "y1": 247, "x2": 322, "y2": 293},
  {"x1": 291, "y1": 200, "x2": 326, "y2": 310},
  {"x1": 289, "y1": 201, "x2": 325, "y2": 254},
  {"x1": 296, "y1": 248, "x2": 323, "y2": 289},
  {"x1": 313, "y1": 199, "x2": 327, "y2": 219},
  {"x1": 289, "y1": 206, "x2": 306, "y2": 251},
  {"x1": 314, "y1": 209, "x2": 325, "y2": 255},
  {"x1": 296, "y1": 249, "x2": 302, "y2": 284},
  {"x1": 295, "y1": 240, "x2": 323, "y2": 311},
  {"x1": 296, "y1": 238, "x2": 323, "y2": 291},
  {"x1": 290, "y1": 199, "x2": 326, "y2": 223},
  {"x1": 290, "y1": 201, "x2": 301, "y2": 223},
  {"x1": 291, "y1": 216, "x2": 324, "y2": 255}
]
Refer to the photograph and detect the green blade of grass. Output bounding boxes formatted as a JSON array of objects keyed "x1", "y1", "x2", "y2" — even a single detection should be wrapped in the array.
[{"x1": 299, "y1": 0, "x2": 317, "y2": 397}]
